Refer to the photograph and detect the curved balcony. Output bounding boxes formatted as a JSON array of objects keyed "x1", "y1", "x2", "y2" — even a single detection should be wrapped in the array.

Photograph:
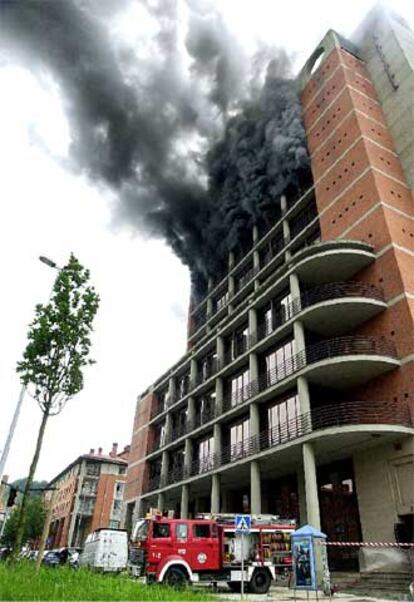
[
  {"x1": 302, "y1": 336, "x2": 399, "y2": 388},
  {"x1": 299, "y1": 282, "x2": 387, "y2": 335},
  {"x1": 292, "y1": 240, "x2": 376, "y2": 284},
  {"x1": 154, "y1": 400, "x2": 413, "y2": 490}
]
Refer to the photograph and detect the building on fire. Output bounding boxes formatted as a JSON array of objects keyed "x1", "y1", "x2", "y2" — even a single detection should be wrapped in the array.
[{"x1": 123, "y1": 6, "x2": 414, "y2": 572}]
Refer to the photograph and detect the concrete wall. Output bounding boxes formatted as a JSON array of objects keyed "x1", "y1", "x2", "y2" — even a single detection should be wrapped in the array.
[
  {"x1": 353, "y1": 438, "x2": 414, "y2": 542},
  {"x1": 353, "y1": 7, "x2": 414, "y2": 191}
]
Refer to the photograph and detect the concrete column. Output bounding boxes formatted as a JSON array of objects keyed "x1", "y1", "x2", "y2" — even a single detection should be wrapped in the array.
[
  {"x1": 207, "y1": 297, "x2": 213, "y2": 319},
  {"x1": 280, "y1": 194, "x2": 287, "y2": 216},
  {"x1": 294, "y1": 320, "x2": 306, "y2": 356},
  {"x1": 297, "y1": 376, "x2": 311, "y2": 416},
  {"x1": 248, "y1": 307, "x2": 257, "y2": 346},
  {"x1": 249, "y1": 352, "x2": 258, "y2": 396},
  {"x1": 133, "y1": 498, "x2": 144, "y2": 523},
  {"x1": 283, "y1": 216, "x2": 290, "y2": 245},
  {"x1": 184, "y1": 439, "x2": 193, "y2": 475},
  {"x1": 168, "y1": 376, "x2": 176, "y2": 407},
  {"x1": 160, "y1": 450, "x2": 169, "y2": 486},
  {"x1": 215, "y1": 377, "x2": 223, "y2": 415},
  {"x1": 213, "y1": 423, "x2": 222, "y2": 465},
  {"x1": 249, "y1": 402, "x2": 260, "y2": 439},
  {"x1": 289, "y1": 272, "x2": 301, "y2": 301},
  {"x1": 253, "y1": 225, "x2": 261, "y2": 291},
  {"x1": 250, "y1": 460, "x2": 262, "y2": 515},
  {"x1": 211, "y1": 473, "x2": 220, "y2": 514},
  {"x1": 181, "y1": 484, "x2": 189, "y2": 519},
  {"x1": 216, "y1": 335, "x2": 225, "y2": 369},
  {"x1": 190, "y1": 358, "x2": 197, "y2": 389},
  {"x1": 302, "y1": 442, "x2": 321, "y2": 530},
  {"x1": 157, "y1": 492, "x2": 165, "y2": 513},
  {"x1": 228, "y1": 251, "x2": 235, "y2": 314},
  {"x1": 297, "y1": 468, "x2": 307, "y2": 526},
  {"x1": 164, "y1": 413, "x2": 172, "y2": 443},
  {"x1": 187, "y1": 396, "x2": 196, "y2": 430}
]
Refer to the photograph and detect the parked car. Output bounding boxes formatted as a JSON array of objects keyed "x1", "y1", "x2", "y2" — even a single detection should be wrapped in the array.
[
  {"x1": 42, "y1": 550, "x2": 61, "y2": 567},
  {"x1": 41, "y1": 547, "x2": 82, "y2": 567},
  {"x1": 79, "y1": 529, "x2": 128, "y2": 572}
]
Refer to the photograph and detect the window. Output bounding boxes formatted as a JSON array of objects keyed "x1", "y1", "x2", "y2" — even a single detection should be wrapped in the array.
[
  {"x1": 118, "y1": 466, "x2": 126, "y2": 475},
  {"x1": 193, "y1": 524, "x2": 210, "y2": 538},
  {"x1": 113, "y1": 499, "x2": 122, "y2": 511},
  {"x1": 230, "y1": 418, "x2": 250, "y2": 459},
  {"x1": 230, "y1": 369, "x2": 250, "y2": 406},
  {"x1": 176, "y1": 523, "x2": 188, "y2": 540},
  {"x1": 178, "y1": 372, "x2": 190, "y2": 398},
  {"x1": 153, "y1": 523, "x2": 171, "y2": 538},
  {"x1": 265, "y1": 339, "x2": 296, "y2": 386},
  {"x1": 198, "y1": 437, "x2": 214, "y2": 472},
  {"x1": 268, "y1": 392, "x2": 300, "y2": 443},
  {"x1": 85, "y1": 462, "x2": 101, "y2": 477},
  {"x1": 109, "y1": 520, "x2": 120, "y2": 529}
]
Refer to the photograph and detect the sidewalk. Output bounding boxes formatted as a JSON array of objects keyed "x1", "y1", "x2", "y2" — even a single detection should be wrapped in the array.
[{"x1": 216, "y1": 585, "x2": 412, "y2": 601}]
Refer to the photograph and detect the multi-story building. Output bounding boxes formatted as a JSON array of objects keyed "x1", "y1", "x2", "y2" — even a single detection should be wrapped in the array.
[
  {"x1": 48, "y1": 443, "x2": 129, "y2": 548},
  {"x1": 124, "y1": 6, "x2": 414, "y2": 571}
]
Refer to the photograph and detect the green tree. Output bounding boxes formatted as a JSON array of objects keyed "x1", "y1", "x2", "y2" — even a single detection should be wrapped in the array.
[
  {"x1": 1, "y1": 495, "x2": 46, "y2": 548},
  {"x1": 12, "y1": 254, "x2": 99, "y2": 556}
]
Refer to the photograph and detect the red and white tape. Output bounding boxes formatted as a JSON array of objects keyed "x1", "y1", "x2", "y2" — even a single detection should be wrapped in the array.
[{"x1": 318, "y1": 542, "x2": 414, "y2": 548}]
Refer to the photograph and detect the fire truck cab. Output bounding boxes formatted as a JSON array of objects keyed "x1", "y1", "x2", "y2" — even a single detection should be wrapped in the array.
[{"x1": 129, "y1": 513, "x2": 295, "y2": 593}]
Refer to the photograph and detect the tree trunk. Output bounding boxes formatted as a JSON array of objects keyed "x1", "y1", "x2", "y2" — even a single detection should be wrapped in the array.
[{"x1": 12, "y1": 407, "x2": 50, "y2": 558}]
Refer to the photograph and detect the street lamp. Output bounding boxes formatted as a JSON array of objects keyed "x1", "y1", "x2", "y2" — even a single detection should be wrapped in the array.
[{"x1": 0, "y1": 256, "x2": 61, "y2": 483}]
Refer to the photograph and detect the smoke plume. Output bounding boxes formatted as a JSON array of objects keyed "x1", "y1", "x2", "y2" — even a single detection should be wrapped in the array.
[{"x1": 0, "y1": 0, "x2": 311, "y2": 299}]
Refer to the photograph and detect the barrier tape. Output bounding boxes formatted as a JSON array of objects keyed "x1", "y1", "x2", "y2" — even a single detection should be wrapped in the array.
[{"x1": 317, "y1": 542, "x2": 414, "y2": 548}]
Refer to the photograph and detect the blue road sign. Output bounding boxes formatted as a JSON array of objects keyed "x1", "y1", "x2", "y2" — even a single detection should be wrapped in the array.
[{"x1": 235, "y1": 514, "x2": 251, "y2": 534}]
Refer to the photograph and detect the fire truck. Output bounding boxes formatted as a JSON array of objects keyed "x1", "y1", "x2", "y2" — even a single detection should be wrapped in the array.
[{"x1": 129, "y1": 513, "x2": 295, "y2": 593}]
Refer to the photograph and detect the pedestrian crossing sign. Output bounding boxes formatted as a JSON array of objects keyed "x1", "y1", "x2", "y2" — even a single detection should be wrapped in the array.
[{"x1": 235, "y1": 514, "x2": 251, "y2": 534}]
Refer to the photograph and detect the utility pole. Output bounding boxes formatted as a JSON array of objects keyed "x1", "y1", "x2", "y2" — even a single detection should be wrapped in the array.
[{"x1": 0, "y1": 385, "x2": 25, "y2": 483}]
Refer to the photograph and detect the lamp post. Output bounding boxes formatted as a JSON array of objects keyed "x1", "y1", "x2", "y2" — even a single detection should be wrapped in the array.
[{"x1": 0, "y1": 256, "x2": 60, "y2": 484}]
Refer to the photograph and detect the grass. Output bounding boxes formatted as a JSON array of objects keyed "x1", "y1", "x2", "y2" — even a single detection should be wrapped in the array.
[{"x1": 0, "y1": 562, "x2": 215, "y2": 601}]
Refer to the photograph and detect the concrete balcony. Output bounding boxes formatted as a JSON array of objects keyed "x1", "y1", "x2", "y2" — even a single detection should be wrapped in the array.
[
  {"x1": 301, "y1": 336, "x2": 399, "y2": 388},
  {"x1": 143, "y1": 400, "x2": 413, "y2": 494},
  {"x1": 292, "y1": 240, "x2": 376, "y2": 284},
  {"x1": 299, "y1": 282, "x2": 386, "y2": 335}
]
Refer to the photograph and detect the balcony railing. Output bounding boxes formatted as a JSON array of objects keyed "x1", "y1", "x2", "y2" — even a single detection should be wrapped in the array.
[
  {"x1": 301, "y1": 282, "x2": 385, "y2": 308},
  {"x1": 223, "y1": 336, "x2": 396, "y2": 412},
  {"x1": 151, "y1": 283, "x2": 388, "y2": 421},
  {"x1": 289, "y1": 206, "x2": 319, "y2": 240},
  {"x1": 144, "y1": 400, "x2": 412, "y2": 491}
]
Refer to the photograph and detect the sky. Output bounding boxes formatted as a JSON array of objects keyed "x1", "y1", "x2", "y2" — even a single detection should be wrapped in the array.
[{"x1": 1, "y1": 0, "x2": 413, "y2": 483}]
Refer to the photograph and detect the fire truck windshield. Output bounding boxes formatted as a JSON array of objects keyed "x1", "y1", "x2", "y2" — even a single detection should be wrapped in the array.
[{"x1": 133, "y1": 519, "x2": 149, "y2": 541}]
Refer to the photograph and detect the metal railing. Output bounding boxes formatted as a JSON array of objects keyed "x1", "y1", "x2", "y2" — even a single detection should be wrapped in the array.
[
  {"x1": 144, "y1": 400, "x2": 412, "y2": 490},
  {"x1": 151, "y1": 284, "x2": 388, "y2": 421},
  {"x1": 223, "y1": 335, "x2": 397, "y2": 411},
  {"x1": 289, "y1": 206, "x2": 319, "y2": 240}
]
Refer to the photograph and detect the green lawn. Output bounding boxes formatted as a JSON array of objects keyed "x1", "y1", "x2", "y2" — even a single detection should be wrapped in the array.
[{"x1": 0, "y1": 562, "x2": 214, "y2": 601}]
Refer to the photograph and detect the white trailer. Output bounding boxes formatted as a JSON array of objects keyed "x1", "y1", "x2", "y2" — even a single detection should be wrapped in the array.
[{"x1": 79, "y1": 528, "x2": 128, "y2": 572}]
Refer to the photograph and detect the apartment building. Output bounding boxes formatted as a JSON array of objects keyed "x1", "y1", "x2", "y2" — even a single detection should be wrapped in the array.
[
  {"x1": 48, "y1": 444, "x2": 129, "y2": 548},
  {"x1": 124, "y1": 6, "x2": 414, "y2": 571}
]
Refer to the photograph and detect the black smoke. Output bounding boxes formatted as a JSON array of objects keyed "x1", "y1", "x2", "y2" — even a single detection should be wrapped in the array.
[{"x1": 0, "y1": 0, "x2": 311, "y2": 299}]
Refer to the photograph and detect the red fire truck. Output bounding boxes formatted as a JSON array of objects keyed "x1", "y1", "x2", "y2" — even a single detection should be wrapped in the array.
[{"x1": 129, "y1": 513, "x2": 295, "y2": 593}]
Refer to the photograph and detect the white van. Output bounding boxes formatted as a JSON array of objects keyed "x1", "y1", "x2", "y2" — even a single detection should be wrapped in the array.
[{"x1": 79, "y1": 528, "x2": 128, "y2": 572}]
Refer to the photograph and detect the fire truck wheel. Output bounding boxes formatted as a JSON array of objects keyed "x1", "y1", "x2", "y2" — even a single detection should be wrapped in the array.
[
  {"x1": 163, "y1": 566, "x2": 188, "y2": 587},
  {"x1": 249, "y1": 569, "x2": 272, "y2": 594}
]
